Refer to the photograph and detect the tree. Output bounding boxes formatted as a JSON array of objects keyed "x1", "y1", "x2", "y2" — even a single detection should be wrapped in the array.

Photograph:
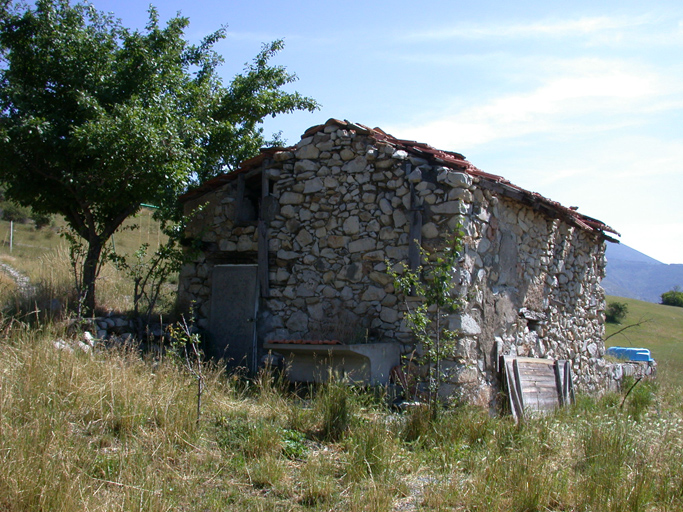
[
  {"x1": 0, "y1": 0, "x2": 318, "y2": 313},
  {"x1": 661, "y1": 288, "x2": 683, "y2": 308},
  {"x1": 605, "y1": 301, "x2": 628, "y2": 324},
  {"x1": 388, "y1": 231, "x2": 464, "y2": 414}
]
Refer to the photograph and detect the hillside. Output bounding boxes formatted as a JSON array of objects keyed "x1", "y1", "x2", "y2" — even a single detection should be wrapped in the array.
[
  {"x1": 603, "y1": 243, "x2": 683, "y2": 302},
  {"x1": 605, "y1": 295, "x2": 683, "y2": 386}
]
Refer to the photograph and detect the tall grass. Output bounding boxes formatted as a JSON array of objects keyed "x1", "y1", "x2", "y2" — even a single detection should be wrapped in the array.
[
  {"x1": 0, "y1": 248, "x2": 681, "y2": 509},
  {"x1": 0, "y1": 323, "x2": 219, "y2": 511},
  {"x1": 1, "y1": 321, "x2": 683, "y2": 510}
]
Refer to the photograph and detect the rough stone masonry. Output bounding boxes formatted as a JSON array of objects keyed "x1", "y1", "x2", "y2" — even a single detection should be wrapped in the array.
[{"x1": 178, "y1": 119, "x2": 635, "y2": 407}]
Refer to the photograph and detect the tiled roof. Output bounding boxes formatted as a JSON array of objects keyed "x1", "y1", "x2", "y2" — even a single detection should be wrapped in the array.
[{"x1": 180, "y1": 118, "x2": 619, "y2": 240}]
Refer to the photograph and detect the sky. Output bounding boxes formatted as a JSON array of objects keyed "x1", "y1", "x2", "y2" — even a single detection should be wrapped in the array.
[{"x1": 88, "y1": 0, "x2": 683, "y2": 264}]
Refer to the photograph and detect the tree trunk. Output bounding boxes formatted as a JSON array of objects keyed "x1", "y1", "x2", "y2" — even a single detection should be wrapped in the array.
[{"x1": 81, "y1": 237, "x2": 104, "y2": 316}]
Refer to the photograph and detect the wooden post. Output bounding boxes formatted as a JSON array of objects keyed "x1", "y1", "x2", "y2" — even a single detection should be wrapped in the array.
[
  {"x1": 554, "y1": 361, "x2": 564, "y2": 407},
  {"x1": 512, "y1": 358, "x2": 526, "y2": 421},
  {"x1": 564, "y1": 361, "x2": 574, "y2": 405},
  {"x1": 235, "y1": 174, "x2": 246, "y2": 224},
  {"x1": 9, "y1": 220, "x2": 13, "y2": 252},
  {"x1": 258, "y1": 220, "x2": 268, "y2": 297},
  {"x1": 258, "y1": 169, "x2": 270, "y2": 297}
]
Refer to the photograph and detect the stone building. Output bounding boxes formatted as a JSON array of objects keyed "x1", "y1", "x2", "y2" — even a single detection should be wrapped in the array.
[{"x1": 178, "y1": 118, "x2": 621, "y2": 405}]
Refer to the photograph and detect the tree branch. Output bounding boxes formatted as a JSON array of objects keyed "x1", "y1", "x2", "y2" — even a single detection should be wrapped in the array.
[{"x1": 604, "y1": 317, "x2": 652, "y2": 343}]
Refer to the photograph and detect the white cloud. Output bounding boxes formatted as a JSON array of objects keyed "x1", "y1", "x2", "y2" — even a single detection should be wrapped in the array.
[
  {"x1": 405, "y1": 16, "x2": 651, "y2": 41},
  {"x1": 386, "y1": 58, "x2": 679, "y2": 150}
]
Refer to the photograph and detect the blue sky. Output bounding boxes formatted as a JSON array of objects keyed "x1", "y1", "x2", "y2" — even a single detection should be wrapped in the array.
[{"x1": 91, "y1": 0, "x2": 683, "y2": 264}]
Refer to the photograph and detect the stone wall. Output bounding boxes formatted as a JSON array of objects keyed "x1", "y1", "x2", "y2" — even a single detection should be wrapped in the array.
[{"x1": 178, "y1": 121, "x2": 613, "y2": 405}]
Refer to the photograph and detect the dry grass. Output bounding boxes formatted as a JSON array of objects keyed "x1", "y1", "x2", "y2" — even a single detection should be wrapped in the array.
[
  {"x1": 0, "y1": 323, "x2": 682, "y2": 511},
  {"x1": 0, "y1": 209, "x2": 174, "y2": 317}
]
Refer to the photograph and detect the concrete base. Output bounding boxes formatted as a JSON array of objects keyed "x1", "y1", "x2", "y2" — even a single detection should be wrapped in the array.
[{"x1": 263, "y1": 342, "x2": 401, "y2": 385}]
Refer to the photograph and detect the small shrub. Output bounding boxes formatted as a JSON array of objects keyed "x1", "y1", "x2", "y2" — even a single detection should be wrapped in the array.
[
  {"x1": 345, "y1": 419, "x2": 394, "y2": 480},
  {"x1": 215, "y1": 413, "x2": 283, "y2": 458},
  {"x1": 1, "y1": 202, "x2": 31, "y2": 223},
  {"x1": 661, "y1": 289, "x2": 683, "y2": 308},
  {"x1": 605, "y1": 301, "x2": 629, "y2": 323},
  {"x1": 401, "y1": 403, "x2": 432, "y2": 443},
  {"x1": 298, "y1": 454, "x2": 340, "y2": 507},
  {"x1": 282, "y1": 428, "x2": 308, "y2": 460},
  {"x1": 621, "y1": 376, "x2": 657, "y2": 420},
  {"x1": 30, "y1": 211, "x2": 53, "y2": 230}
]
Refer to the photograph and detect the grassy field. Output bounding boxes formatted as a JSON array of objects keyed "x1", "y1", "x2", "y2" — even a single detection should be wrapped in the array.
[
  {"x1": 0, "y1": 209, "x2": 171, "y2": 315},
  {"x1": 605, "y1": 295, "x2": 683, "y2": 386},
  {"x1": 0, "y1": 208, "x2": 163, "y2": 280},
  {"x1": 0, "y1": 324, "x2": 681, "y2": 512}
]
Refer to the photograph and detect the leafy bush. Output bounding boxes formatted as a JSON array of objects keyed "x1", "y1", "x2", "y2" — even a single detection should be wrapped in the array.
[
  {"x1": 605, "y1": 301, "x2": 628, "y2": 323},
  {"x1": 30, "y1": 211, "x2": 53, "y2": 229},
  {"x1": 661, "y1": 288, "x2": 683, "y2": 308}
]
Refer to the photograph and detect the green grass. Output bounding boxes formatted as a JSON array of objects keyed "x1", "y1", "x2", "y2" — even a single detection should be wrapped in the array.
[{"x1": 605, "y1": 295, "x2": 683, "y2": 387}]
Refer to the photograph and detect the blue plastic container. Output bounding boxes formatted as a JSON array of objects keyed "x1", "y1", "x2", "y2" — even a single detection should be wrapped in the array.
[{"x1": 606, "y1": 346, "x2": 654, "y2": 363}]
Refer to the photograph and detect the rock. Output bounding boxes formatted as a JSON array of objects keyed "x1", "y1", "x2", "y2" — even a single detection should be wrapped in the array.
[
  {"x1": 408, "y1": 168, "x2": 422, "y2": 183},
  {"x1": 362, "y1": 286, "x2": 387, "y2": 302},
  {"x1": 380, "y1": 307, "x2": 399, "y2": 323},
  {"x1": 340, "y1": 148, "x2": 355, "y2": 161},
  {"x1": 421, "y1": 222, "x2": 439, "y2": 239},
  {"x1": 295, "y1": 229, "x2": 313, "y2": 246},
  {"x1": 53, "y1": 339, "x2": 73, "y2": 352},
  {"x1": 393, "y1": 210, "x2": 407, "y2": 228},
  {"x1": 379, "y1": 198, "x2": 393, "y2": 215},
  {"x1": 280, "y1": 192, "x2": 305, "y2": 205},
  {"x1": 348, "y1": 238, "x2": 376, "y2": 253},
  {"x1": 342, "y1": 156, "x2": 367, "y2": 173},
  {"x1": 430, "y1": 201, "x2": 468, "y2": 215},
  {"x1": 304, "y1": 178, "x2": 324, "y2": 194},
  {"x1": 83, "y1": 331, "x2": 96, "y2": 347},
  {"x1": 437, "y1": 170, "x2": 472, "y2": 188},
  {"x1": 369, "y1": 271, "x2": 393, "y2": 286},
  {"x1": 449, "y1": 314, "x2": 481, "y2": 335},
  {"x1": 327, "y1": 235, "x2": 349, "y2": 248},
  {"x1": 294, "y1": 159, "x2": 319, "y2": 172},
  {"x1": 273, "y1": 151, "x2": 294, "y2": 162},
  {"x1": 343, "y1": 216, "x2": 360, "y2": 235},
  {"x1": 286, "y1": 311, "x2": 309, "y2": 332},
  {"x1": 295, "y1": 144, "x2": 320, "y2": 160}
]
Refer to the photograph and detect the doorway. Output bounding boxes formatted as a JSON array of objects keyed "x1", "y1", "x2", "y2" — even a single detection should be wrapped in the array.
[{"x1": 208, "y1": 264, "x2": 259, "y2": 372}]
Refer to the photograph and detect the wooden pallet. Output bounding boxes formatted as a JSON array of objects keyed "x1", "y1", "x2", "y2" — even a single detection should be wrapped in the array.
[{"x1": 502, "y1": 356, "x2": 574, "y2": 422}]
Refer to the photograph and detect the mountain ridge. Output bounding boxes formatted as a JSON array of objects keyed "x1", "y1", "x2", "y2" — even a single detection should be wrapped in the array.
[{"x1": 602, "y1": 243, "x2": 683, "y2": 303}]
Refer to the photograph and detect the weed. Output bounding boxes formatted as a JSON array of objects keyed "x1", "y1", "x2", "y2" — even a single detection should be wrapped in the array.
[
  {"x1": 314, "y1": 375, "x2": 355, "y2": 442},
  {"x1": 282, "y1": 428, "x2": 308, "y2": 460}
]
